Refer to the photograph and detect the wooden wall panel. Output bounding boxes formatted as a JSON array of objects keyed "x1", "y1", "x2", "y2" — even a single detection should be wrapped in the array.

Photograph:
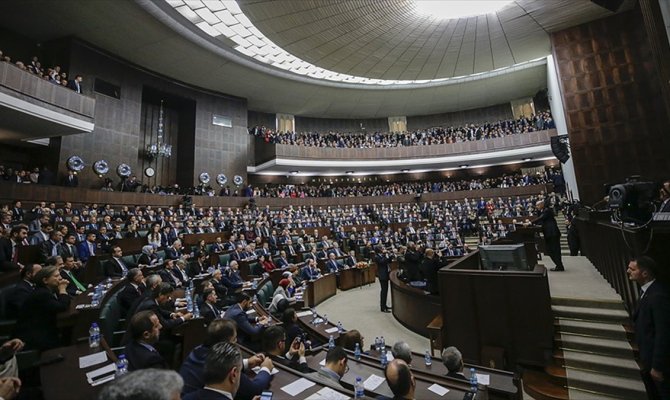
[{"x1": 551, "y1": 8, "x2": 670, "y2": 204}]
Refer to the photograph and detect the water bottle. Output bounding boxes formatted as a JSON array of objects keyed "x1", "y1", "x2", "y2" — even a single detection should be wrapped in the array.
[
  {"x1": 106, "y1": 277, "x2": 112, "y2": 288},
  {"x1": 311, "y1": 308, "x2": 317, "y2": 324},
  {"x1": 328, "y1": 335, "x2": 335, "y2": 350},
  {"x1": 354, "y1": 343, "x2": 361, "y2": 361},
  {"x1": 323, "y1": 314, "x2": 328, "y2": 325},
  {"x1": 424, "y1": 350, "x2": 432, "y2": 366},
  {"x1": 189, "y1": 279, "x2": 194, "y2": 290},
  {"x1": 380, "y1": 336, "x2": 385, "y2": 349},
  {"x1": 193, "y1": 304, "x2": 200, "y2": 318},
  {"x1": 252, "y1": 279, "x2": 258, "y2": 289},
  {"x1": 374, "y1": 337, "x2": 380, "y2": 351},
  {"x1": 89, "y1": 322, "x2": 101, "y2": 348},
  {"x1": 115, "y1": 354, "x2": 128, "y2": 377},
  {"x1": 91, "y1": 292, "x2": 100, "y2": 307},
  {"x1": 380, "y1": 347, "x2": 388, "y2": 367},
  {"x1": 337, "y1": 321, "x2": 344, "y2": 333},
  {"x1": 186, "y1": 296, "x2": 194, "y2": 313},
  {"x1": 354, "y1": 376, "x2": 365, "y2": 398},
  {"x1": 470, "y1": 367, "x2": 478, "y2": 393},
  {"x1": 252, "y1": 295, "x2": 258, "y2": 305}
]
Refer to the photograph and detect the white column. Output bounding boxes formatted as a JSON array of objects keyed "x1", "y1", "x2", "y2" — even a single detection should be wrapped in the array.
[{"x1": 547, "y1": 54, "x2": 580, "y2": 200}]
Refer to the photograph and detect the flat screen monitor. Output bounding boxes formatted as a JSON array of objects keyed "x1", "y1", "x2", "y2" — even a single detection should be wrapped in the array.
[{"x1": 478, "y1": 244, "x2": 529, "y2": 271}]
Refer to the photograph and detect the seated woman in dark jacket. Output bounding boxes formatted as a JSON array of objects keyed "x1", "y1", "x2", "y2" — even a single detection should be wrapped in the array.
[
  {"x1": 14, "y1": 265, "x2": 71, "y2": 350},
  {"x1": 282, "y1": 308, "x2": 306, "y2": 347}
]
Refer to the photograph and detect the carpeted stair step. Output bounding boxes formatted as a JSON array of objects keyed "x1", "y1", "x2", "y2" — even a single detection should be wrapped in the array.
[
  {"x1": 556, "y1": 333, "x2": 634, "y2": 358},
  {"x1": 555, "y1": 318, "x2": 628, "y2": 340},
  {"x1": 551, "y1": 305, "x2": 629, "y2": 323},
  {"x1": 551, "y1": 297, "x2": 626, "y2": 311},
  {"x1": 553, "y1": 349, "x2": 641, "y2": 379},
  {"x1": 563, "y1": 368, "x2": 647, "y2": 400}
]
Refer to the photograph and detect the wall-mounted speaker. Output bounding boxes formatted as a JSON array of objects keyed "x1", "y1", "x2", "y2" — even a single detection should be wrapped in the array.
[{"x1": 550, "y1": 135, "x2": 570, "y2": 164}]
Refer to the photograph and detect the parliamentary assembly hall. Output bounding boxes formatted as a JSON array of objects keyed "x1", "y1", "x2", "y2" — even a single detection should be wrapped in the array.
[{"x1": 0, "y1": 0, "x2": 669, "y2": 399}]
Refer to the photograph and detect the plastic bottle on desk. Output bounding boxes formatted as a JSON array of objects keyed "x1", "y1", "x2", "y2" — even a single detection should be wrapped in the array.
[
  {"x1": 380, "y1": 336, "x2": 385, "y2": 349},
  {"x1": 91, "y1": 292, "x2": 100, "y2": 307},
  {"x1": 186, "y1": 296, "x2": 194, "y2": 313},
  {"x1": 337, "y1": 321, "x2": 343, "y2": 333},
  {"x1": 115, "y1": 354, "x2": 128, "y2": 377},
  {"x1": 323, "y1": 314, "x2": 328, "y2": 324},
  {"x1": 252, "y1": 295, "x2": 258, "y2": 305},
  {"x1": 354, "y1": 376, "x2": 365, "y2": 399},
  {"x1": 470, "y1": 367, "x2": 478, "y2": 393},
  {"x1": 374, "y1": 337, "x2": 380, "y2": 351},
  {"x1": 424, "y1": 350, "x2": 432, "y2": 366},
  {"x1": 89, "y1": 322, "x2": 101, "y2": 348},
  {"x1": 380, "y1": 347, "x2": 388, "y2": 367},
  {"x1": 193, "y1": 304, "x2": 200, "y2": 318},
  {"x1": 354, "y1": 343, "x2": 361, "y2": 361},
  {"x1": 252, "y1": 279, "x2": 257, "y2": 290},
  {"x1": 328, "y1": 335, "x2": 335, "y2": 350}
]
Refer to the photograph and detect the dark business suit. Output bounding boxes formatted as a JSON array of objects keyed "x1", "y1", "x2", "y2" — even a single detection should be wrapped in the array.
[
  {"x1": 118, "y1": 283, "x2": 144, "y2": 317},
  {"x1": 201, "y1": 302, "x2": 222, "y2": 324},
  {"x1": 135, "y1": 299, "x2": 183, "y2": 331},
  {"x1": 223, "y1": 304, "x2": 262, "y2": 345},
  {"x1": 5, "y1": 280, "x2": 34, "y2": 319},
  {"x1": 105, "y1": 257, "x2": 131, "y2": 277},
  {"x1": 14, "y1": 287, "x2": 71, "y2": 350},
  {"x1": 183, "y1": 389, "x2": 231, "y2": 400},
  {"x1": 300, "y1": 266, "x2": 320, "y2": 281},
  {"x1": 633, "y1": 281, "x2": 670, "y2": 399},
  {"x1": 421, "y1": 256, "x2": 441, "y2": 295},
  {"x1": 124, "y1": 340, "x2": 168, "y2": 371},
  {"x1": 375, "y1": 253, "x2": 392, "y2": 311},
  {"x1": 0, "y1": 237, "x2": 21, "y2": 271},
  {"x1": 59, "y1": 242, "x2": 80, "y2": 261},
  {"x1": 534, "y1": 207, "x2": 564, "y2": 270}
]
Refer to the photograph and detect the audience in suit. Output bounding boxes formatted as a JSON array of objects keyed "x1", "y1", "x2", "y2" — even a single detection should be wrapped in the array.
[
  {"x1": 375, "y1": 247, "x2": 393, "y2": 312},
  {"x1": 187, "y1": 253, "x2": 208, "y2": 278},
  {"x1": 179, "y1": 319, "x2": 273, "y2": 399},
  {"x1": 14, "y1": 266, "x2": 71, "y2": 350},
  {"x1": 77, "y1": 232, "x2": 98, "y2": 263},
  {"x1": 124, "y1": 310, "x2": 168, "y2": 371},
  {"x1": 420, "y1": 248, "x2": 441, "y2": 295},
  {"x1": 0, "y1": 225, "x2": 28, "y2": 271},
  {"x1": 385, "y1": 359, "x2": 417, "y2": 400},
  {"x1": 281, "y1": 308, "x2": 306, "y2": 348},
  {"x1": 59, "y1": 234, "x2": 81, "y2": 265},
  {"x1": 5, "y1": 264, "x2": 41, "y2": 319},
  {"x1": 105, "y1": 245, "x2": 132, "y2": 278},
  {"x1": 628, "y1": 256, "x2": 670, "y2": 400},
  {"x1": 262, "y1": 325, "x2": 310, "y2": 373},
  {"x1": 136, "y1": 245, "x2": 159, "y2": 267},
  {"x1": 118, "y1": 268, "x2": 145, "y2": 317},
  {"x1": 98, "y1": 369, "x2": 183, "y2": 400},
  {"x1": 60, "y1": 255, "x2": 87, "y2": 296},
  {"x1": 135, "y1": 283, "x2": 193, "y2": 334},
  {"x1": 182, "y1": 342, "x2": 243, "y2": 400},
  {"x1": 442, "y1": 346, "x2": 467, "y2": 381},
  {"x1": 62, "y1": 170, "x2": 78, "y2": 187},
  {"x1": 305, "y1": 346, "x2": 347, "y2": 389},
  {"x1": 300, "y1": 259, "x2": 321, "y2": 281},
  {"x1": 159, "y1": 260, "x2": 184, "y2": 288},
  {"x1": 165, "y1": 240, "x2": 184, "y2": 261},
  {"x1": 38, "y1": 230, "x2": 62, "y2": 263},
  {"x1": 222, "y1": 293, "x2": 268, "y2": 346},
  {"x1": 200, "y1": 289, "x2": 223, "y2": 324}
]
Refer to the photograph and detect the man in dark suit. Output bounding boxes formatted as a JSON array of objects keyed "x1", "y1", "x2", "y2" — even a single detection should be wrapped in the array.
[
  {"x1": 0, "y1": 225, "x2": 28, "y2": 271},
  {"x1": 59, "y1": 233, "x2": 81, "y2": 265},
  {"x1": 200, "y1": 288, "x2": 223, "y2": 324},
  {"x1": 180, "y1": 319, "x2": 273, "y2": 397},
  {"x1": 66, "y1": 74, "x2": 83, "y2": 94},
  {"x1": 124, "y1": 310, "x2": 168, "y2": 371},
  {"x1": 628, "y1": 256, "x2": 670, "y2": 399},
  {"x1": 420, "y1": 248, "x2": 441, "y2": 295},
  {"x1": 375, "y1": 246, "x2": 393, "y2": 312},
  {"x1": 300, "y1": 259, "x2": 321, "y2": 281},
  {"x1": 60, "y1": 256, "x2": 87, "y2": 296},
  {"x1": 165, "y1": 239, "x2": 184, "y2": 260},
  {"x1": 659, "y1": 181, "x2": 670, "y2": 213},
  {"x1": 105, "y1": 245, "x2": 132, "y2": 277},
  {"x1": 344, "y1": 250, "x2": 357, "y2": 268},
  {"x1": 326, "y1": 252, "x2": 341, "y2": 274},
  {"x1": 187, "y1": 252, "x2": 208, "y2": 278},
  {"x1": 222, "y1": 293, "x2": 268, "y2": 347},
  {"x1": 118, "y1": 268, "x2": 145, "y2": 317},
  {"x1": 533, "y1": 200, "x2": 565, "y2": 271},
  {"x1": 39, "y1": 230, "x2": 63, "y2": 263},
  {"x1": 182, "y1": 342, "x2": 243, "y2": 400},
  {"x1": 135, "y1": 283, "x2": 193, "y2": 333},
  {"x1": 63, "y1": 170, "x2": 78, "y2": 187},
  {"x1": 6, "y1": 264, "x2": 41, "y2": 319}
]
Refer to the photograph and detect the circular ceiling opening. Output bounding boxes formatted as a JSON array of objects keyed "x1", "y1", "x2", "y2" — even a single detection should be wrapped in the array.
[{"x1": 414, "y1": 0, "x2": 513, "y2": 19}]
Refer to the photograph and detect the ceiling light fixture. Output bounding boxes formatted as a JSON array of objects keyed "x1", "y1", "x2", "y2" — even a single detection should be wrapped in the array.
[
  {"x1": 289, "y1": 170, "x2": 299, "y2": 175},
  {"x1": 346, "y1": 171, "x2": 354, "y2": 174},
  {"x1": 414, "y1": 1, "x2": 512, "y2": 19},
  {"x1": 401, "y1": 169, "x2": 410, "y2": 173},
  {"x1": 459, "y1": 164, "x2": 469, "y2": 168},
  {"x1": 522, "y1": 157, "x2": 533, "y2": 161}
]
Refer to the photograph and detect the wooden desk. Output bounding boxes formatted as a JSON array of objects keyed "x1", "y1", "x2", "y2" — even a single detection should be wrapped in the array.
[
  {"x1": 306, "y1": 348, "x2": 485, "y2": 399},
  {"x1": 302, "y1": 273, "x2": 337, "y2": 308},
  {"x1": 389, "y1": 270, "x2": 441, "y2": 337},
  {"x1": 338, "y1": 265, "x2": 376, "y2": 290},
  {"x1": 40, "y1": 340, "x2": 118, "y2": 400}
]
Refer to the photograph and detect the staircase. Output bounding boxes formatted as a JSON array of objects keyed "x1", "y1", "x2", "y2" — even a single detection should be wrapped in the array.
[
  {"x1": 555, "y1": 218, "x2": 571, "y2": 256},
  {"x1": 464, "y1": 235, "x2": 480, "y2": 249},
  {"x1": 523, "y1": 257, "x2": 648, "y2": 400}
]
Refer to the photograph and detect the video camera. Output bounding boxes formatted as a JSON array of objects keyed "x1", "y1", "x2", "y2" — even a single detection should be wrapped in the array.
[{"x1": 606, "y1": 176, "x2": 657, "y2": 224}]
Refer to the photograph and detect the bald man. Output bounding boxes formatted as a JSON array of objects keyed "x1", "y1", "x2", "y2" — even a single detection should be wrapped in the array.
[{"x1": 385, "y1": 359, "x2": 416, "y2": 400}]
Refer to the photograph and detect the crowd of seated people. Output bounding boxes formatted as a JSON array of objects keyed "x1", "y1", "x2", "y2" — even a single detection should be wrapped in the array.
[
  {"x1": 251, "y1": 169, "x2": 562, "y2": 198},
  {"x1": 0, "y1": 187, "x2": 552, "y2": 398},
  {"x1": 250, "y1": 110, "x2": 554, "y2": 149},
  {"x1": 0, "y1": 50, "x2": 84, "y2": 93}
]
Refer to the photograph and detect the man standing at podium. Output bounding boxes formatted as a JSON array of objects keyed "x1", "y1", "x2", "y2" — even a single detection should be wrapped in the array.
[{"x1": 533, "y1": 200, "x2": 565, "y2": 272}]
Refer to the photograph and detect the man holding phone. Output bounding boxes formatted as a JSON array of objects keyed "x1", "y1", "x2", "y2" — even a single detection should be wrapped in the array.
[{"x1": 262, "y1": 326, "x2": 310, "y2": 372}]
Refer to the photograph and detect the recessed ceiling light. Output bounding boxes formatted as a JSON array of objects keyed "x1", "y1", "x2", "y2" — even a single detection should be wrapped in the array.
[
  {"x1": 414, "y1": 1, "x2": 512, "y2": 20},
  {"x1": 459, "y1": 164, "x2": 469, "y2": 168},
  {"x1": 289, "y1": 171, "x2": 299, "y2": 175},
  {"x1": 522, "y1": 157, "x2": 532, "y2": 161},
  {"x1": 346, "y1": 171, "x2": 354, "y2": 174},
  {"x1": 401, "y1": 169, "x2": 410, "y2": 173}
]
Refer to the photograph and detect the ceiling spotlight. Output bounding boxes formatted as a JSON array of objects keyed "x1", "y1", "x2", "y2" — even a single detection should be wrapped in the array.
[
  {"x1": 346, "y1": 171, "x2": 354, "y2": 175},
  {"x1": 459, "y1": 164, "x2": 469, "y2": 168},
  {"x1": 522, "y1": 157, "x2": 532, "y2": 161},
  {"x1": 401, "y1": 169, "x2": 410, "y2": 173},
  {"x1": 289, "y1": 171, "x2": 299, "y2": 175}
]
